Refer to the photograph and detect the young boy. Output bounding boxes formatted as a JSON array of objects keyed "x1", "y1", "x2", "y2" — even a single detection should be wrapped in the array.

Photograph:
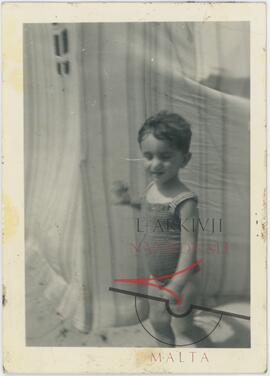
[{"x1": 113, "y1": 111, "x2": 200, "y2": 347}]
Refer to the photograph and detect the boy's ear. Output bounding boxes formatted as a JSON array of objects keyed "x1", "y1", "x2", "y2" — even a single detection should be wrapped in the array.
[{"x1": 182, "y1": 152, "x2": 192, "y2": 167}]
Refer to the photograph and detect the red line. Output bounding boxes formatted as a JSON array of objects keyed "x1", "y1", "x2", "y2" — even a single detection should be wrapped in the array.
[
  {"x1": 112, "y1": 260, "x2": 202, "y2": 305},
  {"x1": 114, "y1": 279, "x2": 183, "y2": 305},
  {"x1": 113, "y1": 260, "x2": 202, "y2": 283}
]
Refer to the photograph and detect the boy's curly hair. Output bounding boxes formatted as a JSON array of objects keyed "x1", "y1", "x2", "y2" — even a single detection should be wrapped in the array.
[{"x1": 137, "y1": 111, "x2": 192, "y2": 154}]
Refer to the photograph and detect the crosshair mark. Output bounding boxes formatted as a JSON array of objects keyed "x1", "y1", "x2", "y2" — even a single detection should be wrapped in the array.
[
  {"x1": 109, "y1": 287, "x2": 250, "y2": 320},
  {"x1": 109, "y1": 287, "x2": 250, "y2": 347},
  {"x1": 134, "y1": 296, "x2": 223, "y2": 347}
]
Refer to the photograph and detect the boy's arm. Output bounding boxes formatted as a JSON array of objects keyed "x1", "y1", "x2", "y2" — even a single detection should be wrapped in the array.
[
  {"x1": 129, "y1": 199, "x2": 142, "y2": 210},
  {"x1": 111, "y1": 181, "x2": 142, "y2": 210},
  {"x1": 165, "y1": 199, "x2": 199, "y2": 297}
]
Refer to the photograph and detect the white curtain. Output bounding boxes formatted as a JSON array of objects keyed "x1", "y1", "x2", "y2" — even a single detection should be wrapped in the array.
[{"x1": 24, "y1": 22, "x2": 250, "y2": 333}]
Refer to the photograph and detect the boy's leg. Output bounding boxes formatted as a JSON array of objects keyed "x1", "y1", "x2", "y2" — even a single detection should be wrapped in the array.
[
  {"x1": 148, "y1": 284, "x2": 175, "y2": 347},
  {"x1": 171, "y1": 273, "x2": 199, "y2": 346}
]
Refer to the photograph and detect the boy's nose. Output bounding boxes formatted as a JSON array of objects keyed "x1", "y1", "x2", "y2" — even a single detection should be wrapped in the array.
[{"x1": 151, "y1": 158, "x2": 162, "y2": 170}]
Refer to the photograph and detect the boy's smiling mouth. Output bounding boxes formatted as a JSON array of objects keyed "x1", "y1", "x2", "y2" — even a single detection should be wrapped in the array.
[{"x1": 151, "y1": 171, "x2": 164, "y2": 176}]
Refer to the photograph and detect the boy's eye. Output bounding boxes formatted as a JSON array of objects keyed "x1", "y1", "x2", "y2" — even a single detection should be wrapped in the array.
[
  {"x1": 143, "y1": 153, "x2": 152, "y2": 160},
  {"x1": 160, "y1": 154, "x2": 172, "y2": 160}
]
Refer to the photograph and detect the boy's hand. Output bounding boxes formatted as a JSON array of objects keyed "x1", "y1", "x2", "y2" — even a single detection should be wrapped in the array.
[
  {"x1": 162, "y1": 281, "x2": 185, "y2": 305},
  {"x1": 111, "y1": 181, "x2": 130, "y2": 205}
]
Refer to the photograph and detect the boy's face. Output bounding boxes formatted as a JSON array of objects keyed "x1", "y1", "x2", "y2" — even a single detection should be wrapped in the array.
[{"x1": 140, "y1": 133, "x2": 191, "y2": 185}]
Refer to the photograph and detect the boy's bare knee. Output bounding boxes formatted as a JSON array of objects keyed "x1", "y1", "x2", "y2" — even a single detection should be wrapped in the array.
[{"x1": 149, "y1": 309, "x2": 171, "y2": 331}]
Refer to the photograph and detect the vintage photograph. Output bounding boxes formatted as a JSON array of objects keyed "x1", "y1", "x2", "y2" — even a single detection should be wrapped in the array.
[
  {"x1": 24, "y1": 21, "x2": 250, "y2": 348},
  {"x1": 3, "y1": 2, "x2": 266, "y2": 373}
]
